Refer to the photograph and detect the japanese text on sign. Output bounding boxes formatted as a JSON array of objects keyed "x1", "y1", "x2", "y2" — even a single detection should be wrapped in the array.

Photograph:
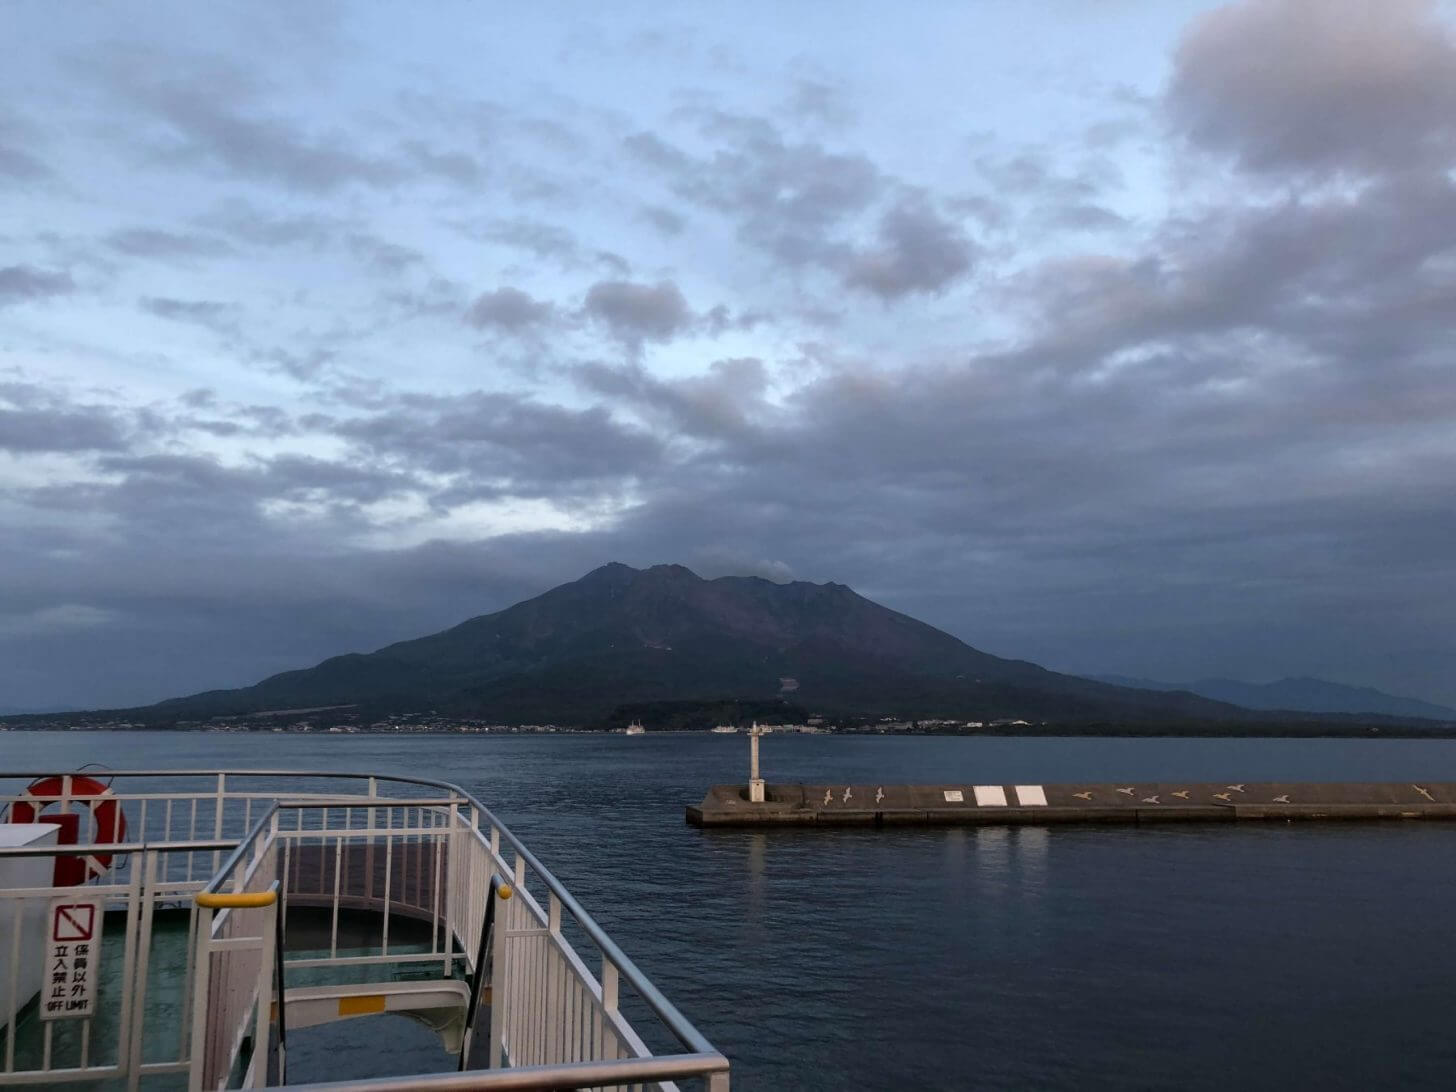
[{"x1": 42, "y1": 900, "x2": 102, "y2": 1020}]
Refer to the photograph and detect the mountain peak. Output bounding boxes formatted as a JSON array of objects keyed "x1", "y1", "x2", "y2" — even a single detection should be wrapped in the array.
[{"x1": 644, "y1": 563, "x2": 702, "y2": 580}]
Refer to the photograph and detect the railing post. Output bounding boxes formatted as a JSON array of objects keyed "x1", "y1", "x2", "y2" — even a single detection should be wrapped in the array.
[
  {"x1": 274, "y1": 876, "x2": 289, "y2": 1087},
  {"x1": 602, "y1": 958, "x2": 618, "y2": 1014},
  {"x1": 487, "y1": 871, "x2": 510, "y2": 1069},
  {"x1": 461, "y1": 875, "x2": 511, "y2": 1071},
  {"x1": 124, "y1": 851, "x2": 159, "y2": 1092},
  {"x1": 250, "y1": 891, "x2": 278, "y2": 1089},
  {"x1": 187, "y1": 906, "x2": 215, "y2": 1091},
  {"x1": 212, "y1": 773, "x2": 226, "y2": 874}
]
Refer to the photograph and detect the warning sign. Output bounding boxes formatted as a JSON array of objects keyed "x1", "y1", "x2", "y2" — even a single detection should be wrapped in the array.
[{"x1": 42, "y1": 899, "x2": 102, "y2": 1021}]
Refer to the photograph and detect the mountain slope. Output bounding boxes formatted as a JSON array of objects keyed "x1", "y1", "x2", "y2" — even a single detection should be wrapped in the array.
[
  {"x1": 152, "y1": 563, "x2": 1250, "y2": 724},
  {"x1": 1092, "y1": 674, "x2": 1455, "y2": 720}
]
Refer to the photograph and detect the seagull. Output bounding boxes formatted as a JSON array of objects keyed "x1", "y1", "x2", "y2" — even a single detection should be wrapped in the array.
[
  {"x1": 1226, "y1": 784, "x2": 1246, "y2": 793},
  {"x1": 875, "y1": 787, "x2": 885, "y2": 804},
  {"x1": 842, "y1": 787, "x2": 853, "y2": 804},
  {"x1": 1213, "y1": 792, "x2": 1232, "y2": 802},
  {"x1": 1272, "y1": 794, "x2": 1290, "y2": 804},
  {"x1": 1116, "y1": 787, "x2": 1135, "y2": 796},
  {"x1": 1072, "y1": 792, "x2": 1094, "y2": 801},
  {"x1": 1141, "y1": 795, "x2": 1160, "y2": 804},
  {"x1": 1171, "y1": 791, "x2": 1191, "y2": 800},
  {"x1": 1413, "y1": 785, "x2": 1435, "y2": 802},
  {"x1": 823, "y1": 789, "x2": 832, "y2": 806}
]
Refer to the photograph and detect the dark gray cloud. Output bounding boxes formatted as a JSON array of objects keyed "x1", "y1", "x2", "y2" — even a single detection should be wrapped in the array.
[
  {"x1": 0, "y1": 410, "x2": 126, "y2": 454},
  {"x1": 0, "y1": 265, "x2": 74, "y2": 306},
  {"x1": 330, "y1": 390, "x2": 661, "y2": 499},
  {"x1": 583, "y1": 279, "x2": 694, "y2": 345},
  {"x1": 0, "y1": 382, "x2": 129, "y2": 452},
  {"x1": 842, "y1": 196, "x2": 976, "y2": 299},
  {"x1": 466, "y1": 287, "x2": 556, "y2": 332},
  {"x1": 573, "y1": 356, "x2": 770, "y2": 441},
  {"x1": 1170, "y1": 0, "x2": 1456, "y2": 175}
]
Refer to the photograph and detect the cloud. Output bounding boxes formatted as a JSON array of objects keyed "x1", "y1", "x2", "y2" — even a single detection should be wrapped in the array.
[
  {"x1": 0, "y1": 112, "x2": 51, "y2": 181},
  {"x1": 0, "y1": 382, "x2": 129, "y2": 452},
  {"x1": 0, "y1": 604, "x2": 116, "y2": 639},
  {"x1": 626, "y1": 116, "x2": 886, "y2": 271},
  {"x1": 583, "y1": 279, "x2": 694, "y2": 345},
  {"x1": 639, "y1": 205, "x2": 686, "y2": 235},
  {"x1": 476, "y1": 218, "x2": 579, "y2": 262},
  {"x1": 784, "y1": 78, "x2": 855, "y2": 128},
  {"x1": 469, "y1": 217, "x2": 629, "y2": 274},
  {"x1": 327, "y1": 390, "x2": 663, "y2": 503},
  {"x1": 346, "y1": 233, "x2": 423, "y2": 273},
  {"x1": 108, "y1": 228, "x2": 234, "y2": 259},
  {"x1": 1170, "y1": 0, "x2": 1456, "y2": 175},
  {"x1": 4, "y1": 2, "x2": 1455, "y2": 715},
  {"x1": 1042, "y1": 204, "x2": 1129, "y2": 232},
  {"x1": 0, "y1": 265, "x2": 74, "y2": 306},
  {"x1": 198, "y1": 201, "x2": 343, "y2": 247},
  {"x1": 140, "y1": 296, "x2": 236, "y2": 331},
  {"x1": 842, "y1": 196, "x2": 976, "y2": 299},
  {"x1": 91, "y1": 52, "x2": 450, "y2": 194},
  {"x1": 0, "y1": 408, "x2": 127, "y2": 453},
  {"x1": 574, "y1": 356, "x2": 771, "y2": 441},
  {"x1": 466, "y1": 287, "x2": 556, "y2": 332}
]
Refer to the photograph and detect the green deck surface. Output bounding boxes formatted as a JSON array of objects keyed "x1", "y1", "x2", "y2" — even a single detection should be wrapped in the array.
[{"x1": 1, "y1": 908, "x2": 467, "y2": 1090}]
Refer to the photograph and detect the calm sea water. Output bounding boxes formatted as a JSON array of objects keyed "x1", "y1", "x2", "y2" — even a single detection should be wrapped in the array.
[{"x1": 6, "y1": 730, "x2": 1456, "y2": 1090}]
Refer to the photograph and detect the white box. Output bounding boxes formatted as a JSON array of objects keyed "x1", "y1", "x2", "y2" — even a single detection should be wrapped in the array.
[{"x1": 1, "y1": 824, "x2": 59, "y2": 1033}]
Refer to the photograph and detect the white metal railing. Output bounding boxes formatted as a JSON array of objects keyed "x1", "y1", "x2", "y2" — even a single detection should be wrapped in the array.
[
  {"x1": 0, "y1": 771, "x2": 729, "y2": 1091},
  {"x1": 0, "y1": 839, "x2": 229, "y2": 1088}
]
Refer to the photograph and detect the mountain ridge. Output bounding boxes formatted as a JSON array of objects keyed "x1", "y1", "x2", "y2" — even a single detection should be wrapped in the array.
[
  {"x1": 1090, "y1": 674, "x2": 1455, "y2": 721},
  {"x1": 139, "y1": 562, "x2": 1253, "y2": 725}
]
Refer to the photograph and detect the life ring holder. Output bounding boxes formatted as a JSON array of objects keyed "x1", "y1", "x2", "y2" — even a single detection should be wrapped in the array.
[{"x1": 6, "y1": 773, "x2": 128, "y2": 883}]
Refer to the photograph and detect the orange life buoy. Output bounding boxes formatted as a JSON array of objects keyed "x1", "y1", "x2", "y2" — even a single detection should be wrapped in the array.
[{"x1": 8, "y1": 774, "x2": 127, "y2": 883}]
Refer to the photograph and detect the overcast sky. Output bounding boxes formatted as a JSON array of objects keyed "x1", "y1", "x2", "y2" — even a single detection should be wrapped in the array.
[{"x1": 3, "y1": 0, "x2": 1455, "y2": 712}]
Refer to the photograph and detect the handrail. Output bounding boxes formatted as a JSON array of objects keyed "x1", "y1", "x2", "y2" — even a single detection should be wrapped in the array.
[
  {"x1": 201, "y1": 802, "x2": 280, "y2": 895},
  {"x1": 0, "y1": 838, "x2": 240, "y2": 857},
  {"x1": 2, "y1": 768, "x2": 722, "y2": 1061},
  {"x1": 289, "y1": 1052, "x2": 731, "y2": 1091},
  {"x1": 197, "y1": 889, "x2": 278, "y2": 909}
]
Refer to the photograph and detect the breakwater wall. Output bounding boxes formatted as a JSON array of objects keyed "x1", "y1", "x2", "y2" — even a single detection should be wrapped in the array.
[{"x1": 686, "y1": 781, "x2": 1456, "y2": 827}]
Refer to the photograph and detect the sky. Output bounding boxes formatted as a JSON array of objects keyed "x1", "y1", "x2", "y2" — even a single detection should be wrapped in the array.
[{"x1": 2, "y1": 0, "x2": 1455, "y2": 712}]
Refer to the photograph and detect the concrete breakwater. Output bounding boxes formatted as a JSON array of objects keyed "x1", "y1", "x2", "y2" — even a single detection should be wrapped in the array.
[{"x1": 685, "y1": 781, "x2": 1456, "y2": 827}]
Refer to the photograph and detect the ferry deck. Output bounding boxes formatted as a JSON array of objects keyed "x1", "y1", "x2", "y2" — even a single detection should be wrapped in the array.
[{"x1": 0, "y1": 770, "x2": 730, "y2": 1091}]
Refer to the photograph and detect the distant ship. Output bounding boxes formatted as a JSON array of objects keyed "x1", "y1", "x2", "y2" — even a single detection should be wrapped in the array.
[
  {"x1": 624, "y1": 720, "x2": 646, "y2": 735},
  {"x1": 711, "y1": 725, "x2": 738, "y2": 734}
]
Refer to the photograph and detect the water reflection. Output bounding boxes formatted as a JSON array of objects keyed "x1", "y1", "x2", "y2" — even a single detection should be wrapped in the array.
[{"x1": 745, "y1": 831, "x2": 766, "y2": 918}]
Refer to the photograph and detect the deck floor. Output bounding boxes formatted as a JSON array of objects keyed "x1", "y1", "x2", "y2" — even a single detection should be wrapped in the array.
[{"x1": 1, "y1": 907, "x2": 466, "y2": 1090}]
